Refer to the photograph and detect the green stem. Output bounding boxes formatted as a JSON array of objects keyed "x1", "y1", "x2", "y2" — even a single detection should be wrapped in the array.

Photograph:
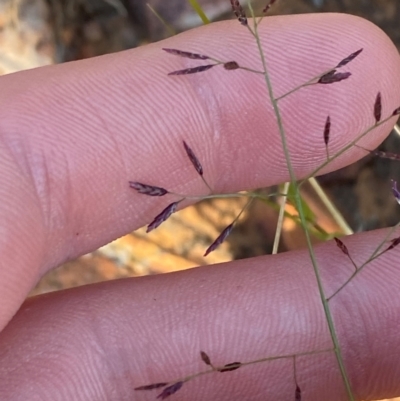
[{"x1": 249, "y1": 8, "x2": 355, "y2": 400}]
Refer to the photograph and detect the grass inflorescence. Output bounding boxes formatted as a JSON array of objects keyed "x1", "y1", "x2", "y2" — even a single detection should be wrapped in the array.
[{"x1": 130, "y1": 1, "x2": 400, "y2": 399}]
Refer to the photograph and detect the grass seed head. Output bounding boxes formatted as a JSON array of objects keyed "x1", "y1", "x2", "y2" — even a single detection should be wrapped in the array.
[
  {"x1": 147, "y1": 201, "x2": 180, "y2": 232},
  {"x1": 324, "y1": 115, "x2": 331, "y2": 146},
  {"x1": 168, "y1": 64, "x2": 216, "y2": 75},
  {"x1": 129, "y1": 181, "x2": 168, "y2": 196},
  {"x1": 230, "y1": 0, "x2": 247, "y2": 25},
  {"x1": 374, "y1": 92, "x2": 382, "y2": 123},
  {"x1": 183, "y1": 141, "x2": 203, "y2": 176},
  {"x1": 263, "y1": 0, "x2": 278, "y2": 13},
  {"x1": 218, "y1": 362, "x2": 242, "y2": 372},
  {"x1": 156, "y1": 382, "x2": 184, "y2": 399},
  {"x1": 200, "y1": 351, "x2": 212, "y2": 366},
  {"x1": 336, "y1": 48, "x2": 363, "y2": 68},
  {"x1": 135, "y1": 382, "x2": 168, "y2": 391},
  {"x1": 224, "y1": 61, "x2": 240, "y2": 70},
  {"x1": 204, "y1": 223, "x2": 234, "y2": 256},
  {"x1": 163, "y1": 48, "x2": 210, "y2": 60},
  {"x1": 318, "y1": 70, "x2": 351, "y2": 84}
]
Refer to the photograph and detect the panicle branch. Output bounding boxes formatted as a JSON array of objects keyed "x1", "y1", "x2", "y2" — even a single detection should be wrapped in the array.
[
  {"x1": 200, "y1": 351, "x2": 213, "y2": 367},
  {"x1": 131, "y1": 141, "x2": 213, "y2": 235},
  {"x1": 295, "y1": 384, "x2": 302, "y2": 401}
]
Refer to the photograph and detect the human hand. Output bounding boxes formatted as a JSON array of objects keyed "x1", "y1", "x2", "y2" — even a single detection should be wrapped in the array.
[{"x1": 0, "y1": 12, "x2": 400, "y2": 401}]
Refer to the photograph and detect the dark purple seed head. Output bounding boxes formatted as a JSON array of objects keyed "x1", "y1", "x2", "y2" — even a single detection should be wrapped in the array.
[
  {"x1": 230, "y1": 0, "x2": 247, "y2": 25},
  {"x1": 183, "y1": 141, "x2": 203, "y2": 176},
  {"x1": 168, "y1": 64, "x2": 215, "y2": 76},
  {"x1": 336, "y1": 48, "x2": 363, "y2": 68},
  {"x1": 204, "y1": 223, "x2": 234, "y2": 256},
  {"x1": 218, "y1": 362, "x2": 242, "y2": 372},
  {"x1": 384, "y1": 236, "x2": 400, "y2": 252},
  {"x1": 392, "y1": 107, "x2": 400, "y2": 116},
  {"x1": 129, "y1": 181, "x2": 168, "y2": 197},
  {"x1": 156, "y1": 382, "x2": 184, "y2": 399},
  {"x1": 224, "y1": 61, "x2": 240, "y2": 70},
  {"x1": 135, "y1": 382, "x2": 168, "y2": 391},
  {"x1": 318, "y1": 70, "x2": 351, "y2": 84},
  {"x1": 295, "y1": 384, "x2": 302, "y2": 401},
  {"x1": 390, "y1": 236, "x2": 400, "y2": 248},
  {"x1": 374, "y1": 92, "x2": 382, "y2": 123},
  {"x1": 200, "y1": 351, "x2": 212, "y2": 366},
  {"x1": 324, "y1": 115, "x2": 331, "y2": 146},
  {"x1": 147, "y1": 201, "x2": 180, "y2": 232},
  {"x1": 162, "y1": 48, "x2": 210, "y2": 60},
  {"x1": 334, "y1": 237, "x2": 349, "y2": 256}
]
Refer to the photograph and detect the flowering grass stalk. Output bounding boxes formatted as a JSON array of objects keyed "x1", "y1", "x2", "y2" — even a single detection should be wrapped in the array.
[{"x1": 130, "y1": 1, "x2": 400, "y2": 399}]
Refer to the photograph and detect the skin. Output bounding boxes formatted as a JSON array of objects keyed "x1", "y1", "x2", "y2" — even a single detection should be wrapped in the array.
[{"x1": 1, "y1": 12, "x2": 400, "y2": 401}]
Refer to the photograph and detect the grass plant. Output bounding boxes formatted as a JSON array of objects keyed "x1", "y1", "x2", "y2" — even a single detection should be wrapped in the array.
[{"x1": 130, "y1": 1, "x2": 400, "y2": 399}]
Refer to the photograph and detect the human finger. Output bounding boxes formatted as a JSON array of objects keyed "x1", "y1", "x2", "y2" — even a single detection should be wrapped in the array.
[
  {"x1": 1, "y1": 229, "x2": 400, "y2": 400},
  {"x1": 0, "y1": 13, "x2": 399, "y2": 329}
]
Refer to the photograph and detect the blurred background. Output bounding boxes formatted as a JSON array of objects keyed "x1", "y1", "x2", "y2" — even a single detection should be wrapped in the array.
[{"x1": 1, "y1": 0, "x2": 399, "y2": 300}]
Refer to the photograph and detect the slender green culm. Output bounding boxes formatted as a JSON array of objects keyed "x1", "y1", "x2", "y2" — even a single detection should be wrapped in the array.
[{"x1": 247, "y1": 2, "x2": 355, "y2": 400}]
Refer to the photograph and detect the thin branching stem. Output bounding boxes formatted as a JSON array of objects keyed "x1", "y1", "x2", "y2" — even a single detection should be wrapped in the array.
[
  {"x1": 142, "y1": 347, "x2": 333, "y2": 390},
  {"x1": 328, "y1": 221, "x2": 400, "y2": 300},
  {"x1": 247, "y1": 3, "x2": 355, "y2": 399}
]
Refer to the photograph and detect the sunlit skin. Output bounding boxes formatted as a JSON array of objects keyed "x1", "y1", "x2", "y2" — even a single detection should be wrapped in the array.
[{"x1": 1, "y1": 13, "x2": 400, "y2": 401}]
